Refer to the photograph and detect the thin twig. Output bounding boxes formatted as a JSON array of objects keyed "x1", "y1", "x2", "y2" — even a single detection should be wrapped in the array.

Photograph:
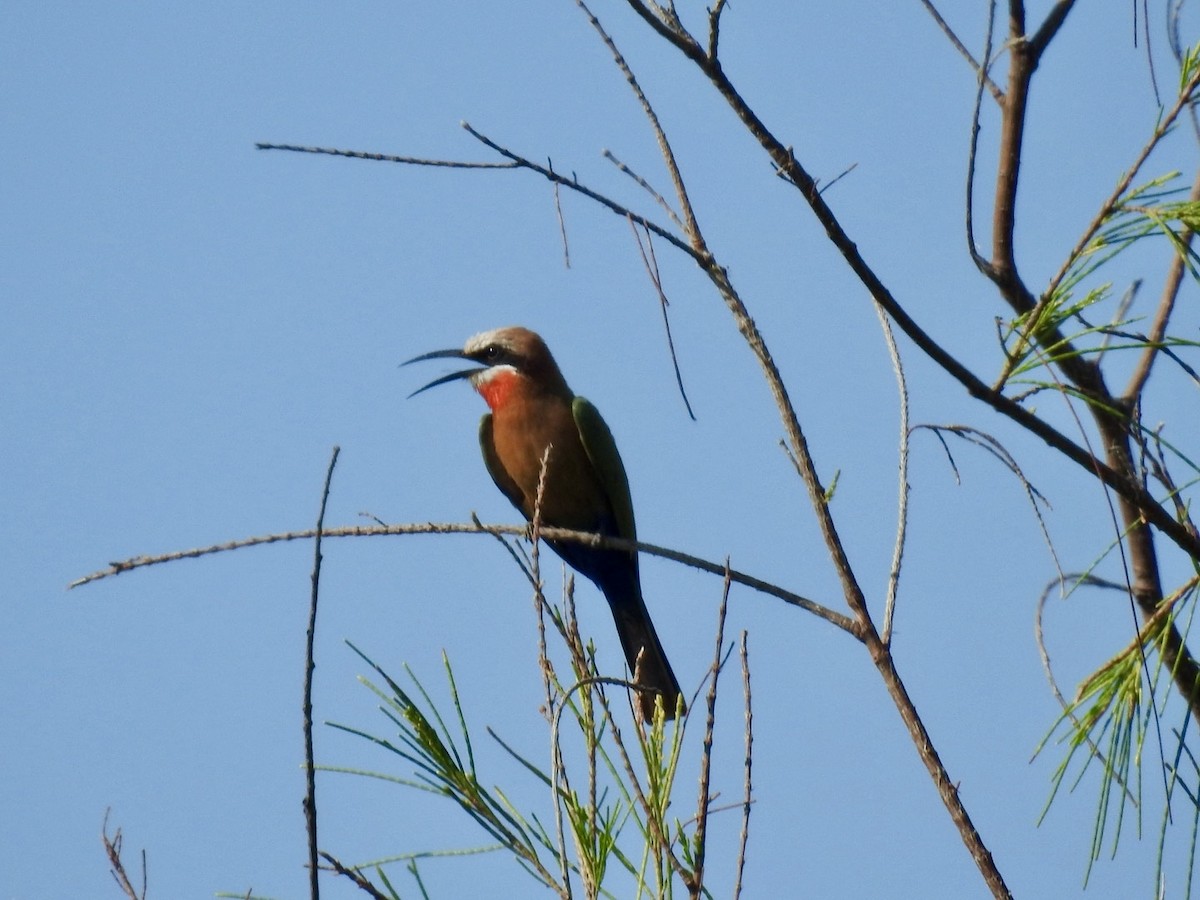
[
  {"x1": 705, "y1": 0, "x2": 728, "y2": 61},
  {"x1": 549, "y1": 158, "x2": 572, "y2": 268},
  {"x1": 462, "y1": 122, "x2": 696, "y2": 258},
  {"x1": 532, "y1": 446, "x2": 576, "y2": 900},
  {"x1": 690, "y1": 563, "x2": 733, "y2": 898},
  {"x1": 256, "y1": 142, "x2": 519, "y2": 169},
  {"x1": 304, "y1": 446, "x2": 340, "y2": 900},
  {"x1": 603, "y1": 148, "x2": 684, "y2": 230},
  {"x1": 102, "y1": 809, "x2": 147, "y2": 900},
  {"x1": 918, "y1": 0, "x2": 1004, "y2": 103},
  {"x1": 916, "y1": 424, "x2": 1063, "y2": 584},
  {"x1": 877, "y1": 301, "x2": 910, "y2": 646},
  {"x1": 70, "y1": 520, "x2": 857, "y2": 635},
  {"x1": 471, "y1": 511, "x2": 535, "y2": 585},
  {"x1": 575, "y1": 0, "x2": 702, "y2": 244},
  {"x1": 816, "y1": 161, "x2": 859, "y2": 195},
  {"x1": 601, "y1": 0, "x2": 875, "y2": 649},
  {"x1": 1125, "y1": 166, "x2": 1200, "y2": 400},
  {"x1": 965, "y1": 0, "x2": 998, "y2": 272},
  {"x1": 733, "y1": 631, "x2": 752, "y2": 900},
  {"x1": 319, "y1": 852, "x2": 391, "y2": 900},
  {"x1": 628, "y1": 216, "x2": 697, "y2": 419}
]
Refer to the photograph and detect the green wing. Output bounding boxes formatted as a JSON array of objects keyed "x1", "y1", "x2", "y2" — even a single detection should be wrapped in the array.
[
  {"x1": 572, "y1": 396, "x2": 637, "y2": 541},
  {"x1": 478, "y1": 413, "x2": 527, "y2": 514}
]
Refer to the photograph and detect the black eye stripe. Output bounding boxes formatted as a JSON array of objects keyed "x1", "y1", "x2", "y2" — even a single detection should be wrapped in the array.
[{"x1": 468, "y1": 342, "x2": 518, "y2": 366}]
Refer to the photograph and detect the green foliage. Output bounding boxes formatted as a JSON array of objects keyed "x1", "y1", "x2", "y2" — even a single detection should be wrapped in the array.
[
  {"x1": 1037, "y1": 577, "x2": 1200, "y2": 890},
  {"x1": 1180, "y1": 41, "x2": 1200, "y2": 94},
  {"x1": 999, "y1": 172, "x2": 1200, "y2": 391},
  {"x1": 1036, "y1": 618, "x2": 1148, "y2": 886},
  {"x1": 326, "y1": 599, "x2": 737, "y2": 899},
  {"x1": 1005, "y1": 57, "x2": 1200, "y2": 887}
]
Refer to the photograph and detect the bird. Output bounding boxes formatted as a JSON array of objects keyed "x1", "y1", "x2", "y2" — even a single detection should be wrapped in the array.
[{"x1": 405, "y1": 326, "x2": 684, "y2": 721}]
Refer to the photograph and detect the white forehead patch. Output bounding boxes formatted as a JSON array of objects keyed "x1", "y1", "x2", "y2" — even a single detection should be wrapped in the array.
[{"x1": 463, "y1": 328, "x2": 514, "y2": 355}]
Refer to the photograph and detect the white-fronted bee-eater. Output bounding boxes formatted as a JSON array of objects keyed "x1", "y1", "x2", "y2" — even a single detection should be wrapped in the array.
[{"x1": 406, "y1": 326, "x2": 683, "y2": 720}]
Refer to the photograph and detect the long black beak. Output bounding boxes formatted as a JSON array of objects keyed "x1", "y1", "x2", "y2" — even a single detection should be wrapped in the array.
[{"x1": 402, "y1": 348, "x2": 482, "y2": 398}]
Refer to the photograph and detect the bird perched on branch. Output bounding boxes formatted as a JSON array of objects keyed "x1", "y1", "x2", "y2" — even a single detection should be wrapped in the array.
[{"x1": 405, "y1": 326, "x2": 683, "y2": 720}]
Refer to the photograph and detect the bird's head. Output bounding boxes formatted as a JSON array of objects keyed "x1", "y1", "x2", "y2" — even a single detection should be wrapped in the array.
[{"x1": 404, "y1": 326, "x2": 569, "y2": 410}]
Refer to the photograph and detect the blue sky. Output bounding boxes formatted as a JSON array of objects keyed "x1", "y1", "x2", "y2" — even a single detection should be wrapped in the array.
[{"x1": 4, "y1": 3, "x2": 1199, "y2": 898}]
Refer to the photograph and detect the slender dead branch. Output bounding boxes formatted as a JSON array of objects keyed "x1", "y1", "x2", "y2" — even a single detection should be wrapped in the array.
[
  {"x1": 102, "y1": 810, "x2": 147, "y2": 900},
  {"x1": 551, "y1": 163, "x2": 572, "y2": 268},
  {"x1": 877, "y1": 303, "x2": 910, "y2": 646},
  {"x1": 462, "y1": 122, "x2": 696, "y2": 257},
  {"x1": 917, "y1": 424, "x2": 1063, "y2": 583},
  {"x1": 965, "y1": 0, "x2": 998, "y2": 272},
  {"x1": 255, "y1": 142, "x2": 519, "y2": 169},
  {"x1": 530, "y1": 447, "x2": 577, "y2": 900},
  {"x1": 70, "y1": 521, "x2": 857, "y2": 635},
  {"x1": 689, "y1": 564, "x2": 734, "y2": 898},
  {"x1": 303, "y1": 446, "x2": 339, "y2": 900},
  {"x1": 919, "y1": 0, "x2": 1005, "y2": 103},
  {"x1": 575, "y1": 0, "x2": 702, "y2": 247},
  {"x1": 604, "y1": 148, "x2": 684, "y2": 230},
  {"x1": 319, "y1": 852, "x2": 391, "y2": 900},
  {"x1": 1125, "y1": 166, "x2": 1200, "y2": 400},
  {"x1": 733, "y1": 630, "x2": 752, "y2": 900},
  {"x1": 628, "y1": 217, "x2": 696, "y2": 419}
]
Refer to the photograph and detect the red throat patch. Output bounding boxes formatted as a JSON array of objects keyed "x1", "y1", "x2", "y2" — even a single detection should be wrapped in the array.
[{"x1": 475, "y1": 369, "x2": 518, "y2": 410}]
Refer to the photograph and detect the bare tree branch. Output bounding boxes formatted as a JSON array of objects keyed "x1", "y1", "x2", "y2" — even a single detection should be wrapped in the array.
[
  {"x1": 255, "y1": 142, "x2": 519, "y2": 169},
  {"x1": 70, "y1": 521, "x2": 857, "y2": 635},
  {"x1": 319, "y1": 852, "x2": 391, "y2": 900},
  {"x1": 611, "y1": 0, "x2": 1200, "y2": 570},
  {"x1": 102, "y1": 810, "x2": 147, "y2": 900},
  {"x1": 1028, "y1": 0, "x2": 1078, "y2": 56}
]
